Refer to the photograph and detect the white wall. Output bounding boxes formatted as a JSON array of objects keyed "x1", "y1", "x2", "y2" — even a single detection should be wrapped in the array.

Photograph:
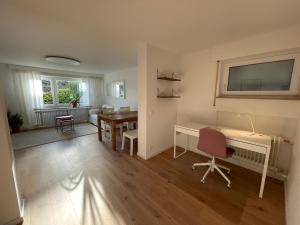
[
  {"x1": 177, "y1": 26, "x2": 300, "y2": 170},
  {"x1": 0, "y1": 81, "x2": 22, "y2": 224},
  {"x1": 103, "y1": 67, "x2": 138, "y2": 110},
  {"x1": 0, "y1": 64, "x2": 16, "y2": 113},
  {"x1": 138, "y1": 43, "x2": 180, "y2": 159},
  {"x1": 176, "y1": 25, "x2": 300, "y2": 225},
  {"x1": 137, "y1": 43, "x2": 149, "y2": 159},
  {"x1": 285, "y1": 117, "x2": 300, "y2": 225}
]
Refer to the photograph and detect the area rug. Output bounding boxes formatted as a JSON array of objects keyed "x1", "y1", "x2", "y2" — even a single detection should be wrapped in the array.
[{"x1": 12, "y1": 123, "x2": 98, "y2": 150}]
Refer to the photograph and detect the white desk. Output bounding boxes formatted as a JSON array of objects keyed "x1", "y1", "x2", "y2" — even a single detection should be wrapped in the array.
[{"x1": 173, "y1": 122, "x2": 271, "y2": 198}]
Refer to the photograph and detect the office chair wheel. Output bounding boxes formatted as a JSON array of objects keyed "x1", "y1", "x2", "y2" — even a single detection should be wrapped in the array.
[
  {"x1": 227, "y1": 183, "x2": 231, "y2": 189},
  {"x1": 201, "y1": 179, "x2": 205, "y2": 184},
  {"x1": 227, "y1": 170, "x2": 231, "y2": 174},
  {"x1": 192, "y1": 165, "x2": 195, "y2": 170}
]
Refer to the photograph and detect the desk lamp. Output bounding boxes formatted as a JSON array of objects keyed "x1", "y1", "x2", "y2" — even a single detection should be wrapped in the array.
[{"x1": 237, "y1": 113, "x2": 255, "y2": 136}]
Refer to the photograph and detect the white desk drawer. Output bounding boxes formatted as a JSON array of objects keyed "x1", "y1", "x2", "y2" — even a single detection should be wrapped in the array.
[
  {"x1": 226, "y1": 138, "x2": 267, "y2": 154},
  {"x1": 176, "y1": 127, "x2": 198, "y2": 137}
]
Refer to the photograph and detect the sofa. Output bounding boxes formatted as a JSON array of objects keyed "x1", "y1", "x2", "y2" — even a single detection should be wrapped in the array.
[
  {"x1": 89, "y1": 108, "x2": 100, "y2": 126},
  {"x1": 89, "y1": 105, "x2": 114, "y2": 126}
]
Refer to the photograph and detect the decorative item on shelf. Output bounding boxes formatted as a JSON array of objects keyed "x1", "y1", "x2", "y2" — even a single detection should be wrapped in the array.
[
  {"x1": 157, "y1": 88, "x2": 181, "y2": 98},
  {"x1": 173, "y1": 87, "x2": 182, "y2": 96},
  {"x1": 156, "y1": 68, "x2": 182, "y2": 98},
  {"x1": 157, "y1": 88, "x2": 167, "y2": 96},
  {"x1": 157, "y1": 68, "x2": 181, "y2": 81}
]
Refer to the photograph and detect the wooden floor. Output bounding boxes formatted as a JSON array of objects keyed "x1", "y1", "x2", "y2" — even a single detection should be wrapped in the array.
[{"x1": 15, "y1": 133, "x2": 285, "y2": 225}]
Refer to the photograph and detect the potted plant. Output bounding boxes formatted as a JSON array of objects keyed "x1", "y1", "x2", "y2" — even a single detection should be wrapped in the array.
[
  {"x1": 7, "y1": 112, "x2": 23, "y2": 133},
  {"x1": 70, "y1": 92, "x2": 81, "y2": 108},
  {"x1": 69, "y1": 83, "x2": 82, "y2": 108}
]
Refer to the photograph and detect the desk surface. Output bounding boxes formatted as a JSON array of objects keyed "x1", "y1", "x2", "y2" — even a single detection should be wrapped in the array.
[
  {"x1": 176, "y1": 122, "x2": 271, "y2": 148},
  {"x1": 98, "y1": 111, "x2": 138, "y2": 122}
]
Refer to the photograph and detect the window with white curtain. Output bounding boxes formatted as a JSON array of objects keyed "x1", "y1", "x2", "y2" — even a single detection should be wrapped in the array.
[
  {"x1": 41, "y1": 76, "x2": 90, "y2": 107},
  {"x1": 10, "y1": 69, "x2": 103, "y2": 128}
]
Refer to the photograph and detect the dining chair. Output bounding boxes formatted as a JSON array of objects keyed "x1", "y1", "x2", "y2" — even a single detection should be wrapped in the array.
[
  {"x1": 102, "y1": 108, "x2": 114, "y2": 138},
  {"x1": 119, "y1": 106, "x2": 136, "y2": 131},
  {"x1": 119, "y1": 106, "x2": 130, "y2": 112},
  {"x1": 102, "y1": 107, "x2": 125, "y2": 139},
  {"x1": 192, "y1": 127, "x2": 235, "y2": 188},
  {"x1": 102, "y1": 108, "x2": 114, "y2": 114},
  {"x1": 121, "y1": 129, "x2": 138, "y2": 156}
]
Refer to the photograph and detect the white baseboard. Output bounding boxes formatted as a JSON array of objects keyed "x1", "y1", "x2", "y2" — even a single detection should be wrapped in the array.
[
  {"x1": 146, "y1": 146, "x2": 173, "y2": 160},
  {"x1": 137, "y1": 145, "x2": 173, "y2": 160},
  {"x1": 137, "y1": 151, "x2": 147, "y2": 160}
]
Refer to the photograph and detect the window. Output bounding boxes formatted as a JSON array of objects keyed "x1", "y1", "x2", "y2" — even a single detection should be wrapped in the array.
[
  {"x1": 42, "y1": 79, "x2": 54, "y2": 105},
  {"x1": 56, "y1": 80, "x2": 80, "y2": 104},
  {"x1": 227, "y1": 60, "x2": 294, "y2": 91},
  {"x1": 41, "y1": 76, "x2": 88, "y2": 106},
  {"x1": 220, "y1": 52, "x2": 300, "y2": 97}
]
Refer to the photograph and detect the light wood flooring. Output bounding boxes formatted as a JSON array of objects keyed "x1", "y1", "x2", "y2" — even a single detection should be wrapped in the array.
[{"x1": 14, "y1": 133, "x2": 285, "y2": 225}]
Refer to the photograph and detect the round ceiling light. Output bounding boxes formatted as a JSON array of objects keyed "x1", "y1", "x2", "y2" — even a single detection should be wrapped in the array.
[{"x1": 45, "y1": 56, "x2": 81, "y2": 66}]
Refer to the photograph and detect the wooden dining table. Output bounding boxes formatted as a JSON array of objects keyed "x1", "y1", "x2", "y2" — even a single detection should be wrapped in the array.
[{"x1": 97, "y1": 111, "x2": 138, "y2": 150}]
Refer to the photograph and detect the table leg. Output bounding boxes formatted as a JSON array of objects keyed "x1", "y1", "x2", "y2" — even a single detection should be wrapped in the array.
[
  {"x1": 133, "y1": 121, "x2": 137, "y2": 129},
  {"x1": 185, "y1": 135, "x2": 189, "y2": 151},
  {"x1": 40, "y1": 111, "x2": 44, "y2": 127},
  {"x1": 98, "y1": 118, "x2": 103, "y2": 142},
  {"x1": 259, "y1": 147, "x2": 270, "y2": 198},
  {"x1": 55, "y1": 118, "x2": 58, "y2": 131},
  {"x1": 174, "y1": 129, "x2": 188, "y2": 159},
  {"x1": 173, "y1": 129, "x2": 177, "y2": 158},
  {"x1": 111, "y1": 121, "x2": 117, "y2": 150}
]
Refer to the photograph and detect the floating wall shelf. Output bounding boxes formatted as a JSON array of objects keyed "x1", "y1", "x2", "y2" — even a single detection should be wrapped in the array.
[
  {"x1": 157, "y1": 95, "x2": 181, "y2": 98},
  {"x1": 157, "y1": 77, "x2": 181, "y2": 81},
  {"x1": 157, "y1": 69, "x2": 181, "y2": 81},
  {"x1": 157, "y1": 68, "x2": 182, "y2": 98}
]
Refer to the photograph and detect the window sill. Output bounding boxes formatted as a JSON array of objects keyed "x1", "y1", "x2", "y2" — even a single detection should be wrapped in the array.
[
  {"x1": 217, "y1": 95, "x2": 300, "y2": 100},
  {"x1": 34, "y1": 106, "x2": 92, "y2": 111}
]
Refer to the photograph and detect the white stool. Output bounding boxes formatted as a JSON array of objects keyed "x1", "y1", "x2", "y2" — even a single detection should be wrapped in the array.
[{"x1": 121, "y1": 129, "x2": 138, "y2": 156}]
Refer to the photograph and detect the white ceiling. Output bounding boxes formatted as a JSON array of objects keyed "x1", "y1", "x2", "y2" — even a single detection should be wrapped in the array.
[{"x1": 0, "y1": 0, "x2": 300, "y2": 74}]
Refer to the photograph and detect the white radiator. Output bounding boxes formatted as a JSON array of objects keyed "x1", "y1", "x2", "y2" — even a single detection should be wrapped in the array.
[
  {"x1": 34, "y1": 107, "x2": 91, "y2": 128},
  {"x1": 226, "y1": 136, "x2": 286, "y2": 179}
]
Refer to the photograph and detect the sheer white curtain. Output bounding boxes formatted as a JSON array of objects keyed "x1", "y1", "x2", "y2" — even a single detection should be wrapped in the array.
[
  {"x1": 79, "y1": 79, "x2": 89, "y2": 106},
  {"x1": 11, "y1": 70, "x2": 43, "y2": 128},
  {"x1": 87, "y1": 77, "x2": 103, "y2": 108}
]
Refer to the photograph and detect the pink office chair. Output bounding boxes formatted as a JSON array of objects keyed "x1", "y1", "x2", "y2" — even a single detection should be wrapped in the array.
[{"x1": 192, "y1": 127, "x2": 235, "y2": 188}]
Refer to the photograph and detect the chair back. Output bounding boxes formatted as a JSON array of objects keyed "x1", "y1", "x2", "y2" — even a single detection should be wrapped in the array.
[
  {"x1": 197, "y1": 127, "x2": 228, "y2": 158},
  {"x1": 119, "y1": 106, "x2": 130, "y2": 112},
  {"x1": 102, "y1": 104, "x2": 113, "y2": 109},
  {"x1": 102, "y1": 108, "x2": 114, "y2": 114}
]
